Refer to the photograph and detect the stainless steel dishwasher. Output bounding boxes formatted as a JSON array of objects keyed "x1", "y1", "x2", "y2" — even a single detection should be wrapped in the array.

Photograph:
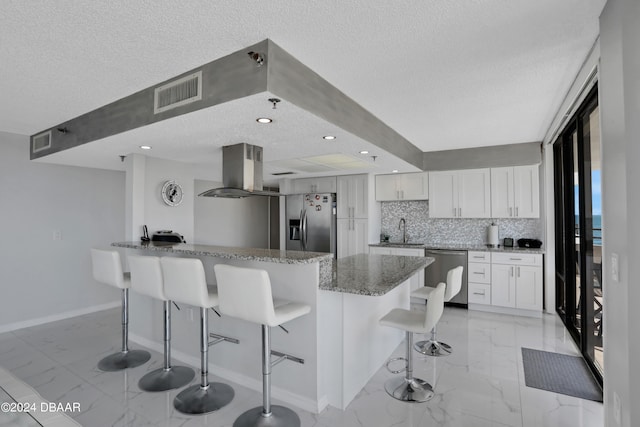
[{"x1": 425, "y1": 249, "x2": 468, "y2": 307}]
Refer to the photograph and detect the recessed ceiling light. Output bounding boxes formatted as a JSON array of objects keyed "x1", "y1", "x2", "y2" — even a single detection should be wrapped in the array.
[
  {"x1": 140, "y1": 145, "x2": 152, "y2": 150},
  {"x1": 359, "y1": 150, "x2": 369, "y2": 154},
  {"x1": 392, "y1": 170, "x2": 399, "y2": 173},
  {"x1": 256, "y1": 117, "x2": 272, "y2": 124},
  {"x1": 323, "y1": 135, "x2": 336, "y2": 140}
]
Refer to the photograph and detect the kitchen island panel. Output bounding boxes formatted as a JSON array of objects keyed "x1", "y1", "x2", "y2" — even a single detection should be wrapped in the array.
[
  {"x1": 319, "y1": 278, "x2": 410, "y2": 409},
  {"x1": 111, "y1": 243, "x2": 431, "y2": 413}
]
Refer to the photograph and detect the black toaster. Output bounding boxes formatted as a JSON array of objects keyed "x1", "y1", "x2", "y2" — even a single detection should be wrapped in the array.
[
  {"x1": 152, "y1": 230, "x2": 185, "y2": 243},
  {"x1": 517, "y1": 238, "x2": 542, "y2": 248}
]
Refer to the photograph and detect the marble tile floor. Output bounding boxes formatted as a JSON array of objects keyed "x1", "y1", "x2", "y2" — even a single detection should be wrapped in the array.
[{"x1": 0, "y1": 307, "x2": 603, "y2": 427}]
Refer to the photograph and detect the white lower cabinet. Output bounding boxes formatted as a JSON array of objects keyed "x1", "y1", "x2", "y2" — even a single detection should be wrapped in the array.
[
  {"x1": 468, "y1": 283, "x2": 491, "y2": 305},
  {"x1": 337, "y1": 218, "x2": 368, "y2": 258},
  {"x1": 490, "y1": 264, "x2": 516, "y2": 307},
  {"x1": 468, "y1": 251, "x2": 543, "y2": 314},
  {"x1": 467, "y1": 251, "x2": 492, "y2": 305},
  {"x1": 491, "y1": 253, "x2": 543, "y2": 311},
  {"x1": 369, "y1": 246, "x2": 425, "y2": 293}
]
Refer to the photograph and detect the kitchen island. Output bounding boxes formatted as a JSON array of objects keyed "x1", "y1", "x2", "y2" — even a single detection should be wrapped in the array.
[{"x1": 111, "y1": 242, "x2": 432, "y2": 412}]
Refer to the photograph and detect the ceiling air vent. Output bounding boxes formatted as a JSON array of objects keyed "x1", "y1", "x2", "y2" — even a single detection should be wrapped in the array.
[
  {"x1": 154, "y1": 71, "x2": 202, "y2": 114},
  {"x1": 32, "y1": 131, "x2": 52, "y2": 153}
]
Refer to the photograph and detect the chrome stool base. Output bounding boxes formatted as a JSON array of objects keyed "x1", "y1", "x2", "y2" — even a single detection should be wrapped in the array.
[
  {"x1": 138, "y1": 366, "x2": 195, "y2": 392},
  {"x1": 173, "y1": 383, "x2": 234, "y2": 415},
  {"x1": 97, "y1": 350, "x2": 151, "y2": 372},
  {"x1": 384, "y1": 376, "x2": 434, "y2": 403},
  {"x1": 233, "y1": 405, "x2": 301, "y2": 427},
  {"x1": 414, "y1": 339, "x2": 452, "y2": 357}
]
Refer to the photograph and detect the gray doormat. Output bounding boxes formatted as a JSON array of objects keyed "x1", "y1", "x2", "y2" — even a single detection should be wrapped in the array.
[{"x1": 521, "y1": 348, "x2": 602, "y2": 402}]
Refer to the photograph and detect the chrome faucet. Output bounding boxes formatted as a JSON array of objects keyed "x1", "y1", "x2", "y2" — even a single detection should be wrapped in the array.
[{"x1": 399, "y1": 218, "x2": 407, "y2": 243}]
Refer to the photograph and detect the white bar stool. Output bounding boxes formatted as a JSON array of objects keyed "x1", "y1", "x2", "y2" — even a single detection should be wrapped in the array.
[
  {"x1": 128, "y1": 255, "x2": 195, "y2": 392},
  {"x1": 379, "y1": 282, "x2": 445, "y2": 402},
  {"x1": 412, "y1": 266, "x2": 463, "y2": 356},
  {"x1": 90, "y1": 248, "x2": 151, "y2": 371},
  {"x1": 161, "y1": 257, "x2": 237, "y2": 415},
  {"x1": 214, "y1": 264, "x2": 311, "y2": 427}
]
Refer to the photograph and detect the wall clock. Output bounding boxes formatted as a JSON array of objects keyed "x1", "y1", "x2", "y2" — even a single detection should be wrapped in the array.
[{"x1": 161, "y1": 180, "x2": 184, "y2": 206}]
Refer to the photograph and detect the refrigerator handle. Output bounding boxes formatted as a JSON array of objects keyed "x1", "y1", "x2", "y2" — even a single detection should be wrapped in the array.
[{"x1": 301, "y1": 209, "x2": 308, "y2": 251}]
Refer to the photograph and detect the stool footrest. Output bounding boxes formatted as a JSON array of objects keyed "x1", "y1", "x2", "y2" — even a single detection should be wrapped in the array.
[
  {"x1": 208, "y1": 333, "x2": 239, "y2": 347},
  {"x1": 270, "y1": 350, "x2": 304, "y2": 367},
  {"x1": 385, "y1": 357, "x2": 407, "y2": 374}
]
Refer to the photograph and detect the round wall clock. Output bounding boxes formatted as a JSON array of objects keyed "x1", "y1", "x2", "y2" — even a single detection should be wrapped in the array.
[{"x1": 161, "y1": 180, "x2": 184, "y2": 206}]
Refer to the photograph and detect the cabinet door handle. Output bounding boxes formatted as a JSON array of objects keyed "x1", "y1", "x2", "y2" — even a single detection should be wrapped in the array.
[
  {"x1": 509, "y1": 258, "x2": 522, "y2": 261},
  {"x1": 510, "y1": 266, "x2": 514, "y2": 277},
  {"x1": 473, "y1": 271, "x2": 485, "y2": 275},
  {"x1": 509, "y1": 207, "x2": 513, "y2": 217},
  {"x1": 473, "y1": 291, "x2": 485, "y2": 296},
  {"x1": 401, "y1": 190, "x2": 404, "y2": 199},
  {"x1": 459, "y1": 207, "x2": 462, "y2": 217},
  {"x1": 517, "y1": 266, "x2": 520, "y2": 277},
  {"x1": 472, "y1": 255, "x2": 485, "y2": 259},
  {"x1": 453, "y1": 207, "x2": 457, "y2": 217},
  {"x1": 515, "y1": 206, "x2": 519, "y2": 217}
]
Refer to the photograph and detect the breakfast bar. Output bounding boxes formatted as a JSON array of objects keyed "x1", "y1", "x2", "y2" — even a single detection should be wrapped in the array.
[{"x1": 111, "y1": 242, "x2": 432, "y2": 412}]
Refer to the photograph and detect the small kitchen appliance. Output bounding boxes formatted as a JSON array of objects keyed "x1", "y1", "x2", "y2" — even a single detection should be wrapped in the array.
[
  {"x1": 152, "y1": 230, "x2": 185, "y2": 243},
  {"x1": 517, "y1": 238, "x2": 542, "y2": 248}
]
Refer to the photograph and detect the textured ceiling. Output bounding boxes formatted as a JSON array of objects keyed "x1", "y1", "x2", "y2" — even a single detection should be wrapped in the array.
[{"x1": 0, "y1": 1, "x2": 605, "y2": 173}]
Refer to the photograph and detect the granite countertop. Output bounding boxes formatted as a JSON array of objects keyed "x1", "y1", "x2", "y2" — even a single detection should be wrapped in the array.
[
  {"x1": 111, "y1": 242, "x2": 334, "y2": 264},
  {"x1": 320, "y1": 254, "x2": 435, "y2": 296},
  {"x1": 369, "y1": 242, "x2": 545, "y2": 254}
]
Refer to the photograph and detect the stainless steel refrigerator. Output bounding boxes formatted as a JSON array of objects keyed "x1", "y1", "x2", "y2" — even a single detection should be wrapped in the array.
[{"x1": 286, "y1": 193, "x2": 337, "y2": 257}]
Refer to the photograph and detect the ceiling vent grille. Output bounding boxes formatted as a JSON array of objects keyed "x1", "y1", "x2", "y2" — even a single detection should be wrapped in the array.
[
  {"x1": 32, "y1": 131, "x2": 52, "y2": 153},
  {"x1": 154, "y1": 71, "x2": 202, "y2": 114}
]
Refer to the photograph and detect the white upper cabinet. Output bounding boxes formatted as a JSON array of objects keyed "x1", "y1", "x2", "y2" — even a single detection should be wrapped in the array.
[
  {"x1": 513, "y1": 165, "x2": 540, "y2": 218},
  {"x1": 375, "y1": 172, "x2": 429, "y2": 201},
  {"x1": 458, "y1": 169, "x2": 491, "y2": 218},
  {"x1": 428, "y1": 171, "x2": 457, "y2": 218},
  {"x1": 337, "y1": 174, "x2": 368, "y2": 218},
  {"x1": 375, "y1": 175, "x2": 398, "y2": 201},
  {"x1": 428, "y1": 169, "x2": 491, "y2": 218},
  {"x1": 490, "y1": 165, "x2": 539, "y2": 218},
  {"x1": 291, "y1": 176, "x2": 337, "y2": 194}
]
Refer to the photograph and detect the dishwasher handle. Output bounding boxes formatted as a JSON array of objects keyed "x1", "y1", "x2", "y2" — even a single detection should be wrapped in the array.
[{"x1": 426, "y1": 250, "x2": 467, "y2": 256}]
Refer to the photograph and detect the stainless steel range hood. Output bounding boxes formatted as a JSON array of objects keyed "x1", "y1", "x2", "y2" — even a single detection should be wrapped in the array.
[{"x1": 198, "y1": 143, "x2": 280, "y2": 198}]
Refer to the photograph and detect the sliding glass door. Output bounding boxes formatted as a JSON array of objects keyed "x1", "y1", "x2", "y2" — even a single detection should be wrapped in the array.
[{"x1": 553, "y1": 85, "x2": 602, "y2": 383}]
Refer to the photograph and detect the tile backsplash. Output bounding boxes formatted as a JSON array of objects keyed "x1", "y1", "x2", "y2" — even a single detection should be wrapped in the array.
[{"x1": 380, "y1": 200, "x2": 542, "y2": 246}]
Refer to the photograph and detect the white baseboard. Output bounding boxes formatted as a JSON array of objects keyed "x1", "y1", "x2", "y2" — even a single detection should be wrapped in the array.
[
  {"x1": 468, "y1": 303, "x2": 542, "y2": 318},
  {"x1": 129, "y1": 333, "x2": 325, "y2": 414},
  {"x1": 0, "y1": 301, "x2": 120, "y2": 334}
]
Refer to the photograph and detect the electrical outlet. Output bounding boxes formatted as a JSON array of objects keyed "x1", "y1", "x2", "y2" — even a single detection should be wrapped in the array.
[
  {"x1": 613, "y1": 391, "x2": 621, "y2": 425},
  {"x1": 612, "y1": 253, "x2": 619, "y2": 283},
  {"x1": 52, "y1": 229, "x2": 62, "y2": 241}
]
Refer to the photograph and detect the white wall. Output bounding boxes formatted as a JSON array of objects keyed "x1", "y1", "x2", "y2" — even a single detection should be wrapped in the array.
[
  {"x1": 599, "y1": 1, "x2": 639, "y2": 425},
  {"x1": 0, "y1": 131, "x2": 124, "y2": 331},
  {"x1": 125, "y1": 155, "x2": 195, "y2": 243},
  {"x1": 194, "y1": 180, "x2": 271, "y2": 247}
]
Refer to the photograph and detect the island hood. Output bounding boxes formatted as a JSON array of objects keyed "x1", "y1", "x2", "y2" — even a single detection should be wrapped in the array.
[{"x1": 198, "y1": 143, "x2": 280, "y2": 198}]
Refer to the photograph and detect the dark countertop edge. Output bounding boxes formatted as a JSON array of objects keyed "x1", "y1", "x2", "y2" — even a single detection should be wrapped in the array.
[
  {"x1": 111, "y1": 242, "x2": 334, "y2": 264},
  {"x1": 319, "y1": 256, "x2": 434, "y2": 296},
  {"x1": 369, "y1": 243, "x2": 545, "y2": 254}
]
